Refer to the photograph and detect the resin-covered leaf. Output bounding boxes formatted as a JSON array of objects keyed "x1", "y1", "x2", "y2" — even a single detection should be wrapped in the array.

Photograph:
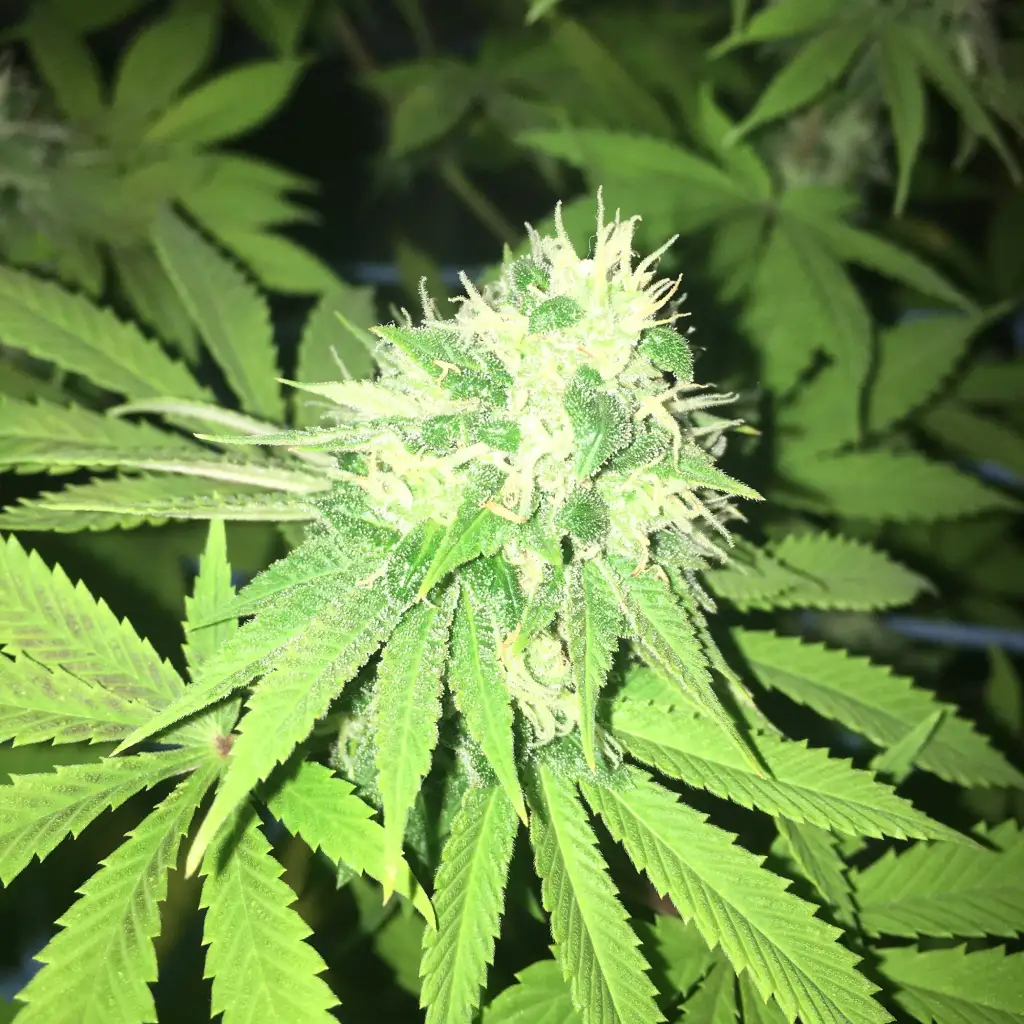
[
  {"x1": 376, "y1": 585, "x2": 457, "y2": 896},
  {"x1": 598, "y1": 558, "x2": 760, "y2": 774},
  {"x1": 563, "y1": 369, "x2": 632, "y2": 479},
  {"x1": 448, "y1": 584, "x2": 527, "y2": 823},
  {"x1": 0, "y1": 533, "x2": 184, "y2": 710},
  {"x1": 0, "y1": 747, "x2": 201, "y2": 885},
  {"x1": 184, "y1": 577, "x2": 403, "y2": 874},
  {"x1": 566, "y1": 561, "x2": 622, "y2": 769},
  {"x1": 0, "y1": 653, "x2": 148, "y2": 747}
]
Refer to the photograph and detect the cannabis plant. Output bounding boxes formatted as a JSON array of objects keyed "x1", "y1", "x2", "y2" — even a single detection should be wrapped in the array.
[{"x1": 1, "y1": 192, "x2": 1022, "y2": 1023}]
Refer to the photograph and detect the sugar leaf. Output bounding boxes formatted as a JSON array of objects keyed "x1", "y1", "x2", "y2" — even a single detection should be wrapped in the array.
[
  {"x1": 376, "y1": 585, "x2": 457, "y2": 897},
  {"x1": 448, "y1": 584, "x2": 527, "y2": 823},
  {"x1": 565, "y1": 560, "x2": 623, "y2": 770}
]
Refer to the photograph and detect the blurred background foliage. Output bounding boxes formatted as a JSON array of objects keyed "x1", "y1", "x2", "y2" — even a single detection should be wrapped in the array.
[{"x1": 0, "y1": 0, "x2": 1022, "y2": 1019}]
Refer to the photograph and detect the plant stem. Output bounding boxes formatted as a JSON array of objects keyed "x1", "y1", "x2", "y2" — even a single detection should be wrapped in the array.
[{"x1": 439, "y1": 157, "x2": 518, "y2": 247}]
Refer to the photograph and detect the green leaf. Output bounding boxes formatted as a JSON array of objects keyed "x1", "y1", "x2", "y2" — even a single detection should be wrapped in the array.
[
  {"x1": 869, "y1": 710, "x2": 945, "y2": 786},
  {"x1": 877, "y1": 944, "x2": 1024, "y2": 1024},
  {"x1": 152, "y1": 208, "x2": 283, "y2": 420},
  {"x1": 113, "y1": 522, "x2": 414, "y2": 755},
  {"x1": 550, "y1": 20, "x2": 672, "y2": 137},
  {"x1": 681, "y1": 959, "x2": 738, "y2": 1023},
  {"x1": 0, "y1": 747, "x2": 200, "y2": 885},
  {"x1": 110, "y1": 0, "x2": 219, "y2": 130},
  {"x1": 212, "y1": 228, "x2": 341, "y2": 296},
  {"x1": 233, "y1": 0, "x2": 314, "y2": 55},
  {"x1": 13, "y1": 766, "x2": 215, "y2": 1024},
  {"x1": 529, "y1": 763, "x2": 663, "y2": 1024},
  {"x1": 853, "y1": 819, "x2": 1024, "y2": 938},
  {"x1": 0, "y1": 653, "x2": 148, "y2": 747},
  {"x1": 869, "y1": 307, "x2": 1008, "y2": 432},
  {"x1": 0, "y1": 533, "x2": 184, "y2": 709},
  {"x1": 519, "y1": 130, "x2": 755, "y2": 234},
  {"x1": 637, "y1": 915, "x2": 714, "y2": 1003},
  {"x1": 712, "y1": 0, "x2": 841, "y2": 55},
  {"x1": 145, "y1": 59, "x2": 307, "y2": 148},
  {"x1": 566, "y1": 561, "x2": 623, "y2": 770},
  {"x1": 744, "y1": 220, "x2": 871, "y2": 389},
  {"x1": 783, "y1": 201, "x2": 975, "y2": 311},
  {"x1": 264, "y1": 760, "x2": 434, "y2": 924},
  {"x1": 878, "y1": 30, "x2": 926, "y2": 215},
  {"x1": 184, "y1": 520, "x2": 237, "y2": 671},
  {"x1": 113, "y1": 247, "x2": 198, "y2": 359},
  {"x1": 448, "y1": 584, "x2": 527, "y2": 823},
  {"x1": 483, "y1": 959, "x2": 581, "y2": 1023},
  {"x1": 732, "y1": 629, "x2": 1024, "y2": 789},
  {"x1": 0, "y1": 400, "x2": 323, "y2": 493},
  {"x1": 182, "y1": 519, "x2": 241, "y2": 740},
  {"x1": 376, "y1": 586, "x2": 457, "y2": 897},
  {"x1": 199, "y1": 807, "x2": 338, "y2": 1024},
  {"x1": 776, "y1": 360, "x2": 863, "y2": 457},
  {"x1": 758, "y1": 531, "x2": 929, "y2": 610},
  {"x1": 784, "y1": 450, "x2": 1019, "y2": 521},
  {"x1": 737, "y1": 975, "x2": 789, "y2": 1024},
  {"x1": 0, "y1": 264, "x2": 208, "y2": 401},
  {"x1": 184, "y1": 579, "x2": 403, "y2": 874},
  {"x1": 581, "y1": 767, "x2": 888, "y2": 1024},
  {"x1": 774, "y1": 820, "x2": 855, "y2": 921},
  {"x1": 0, "y1": 475, "x2": 313, "y2": 533},
  {"x1": 22, "y1": 2, "x2": 104, "y2": 127},
  {"x1": 920, "y1": 402, "x2": 1024, "y2": 480},
  {"x1": 611, "y1": 699, "x2": 961, "y2": 842},
  {"x1": 420, "y1": 785, "x2": 519, "y2": 1024},
  {"x1": 598, "y1": 558, "x2": 761, "y2": 776},
  {"x1": 957, "y1": 360, "x2": 1024, "y2": 407},
  {"x1": 20, "y1": 0, "x2": 144, "y2": 33},
  {"x1": 985, "y1": 647, "x2": 1024, "y2": 738},
  {"x1": 383, "y1": 59, "x2": 474, "y2": 157},
  {"x1": 732, "y1": 20, "x2": 872, "y2": 139},
  {"x1": 895, "y1": 20, "x2": 1020, "y2": 183}
]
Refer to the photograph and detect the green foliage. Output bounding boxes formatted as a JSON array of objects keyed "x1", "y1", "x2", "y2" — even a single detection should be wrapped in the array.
[
  {"x1": 199, "y1": 808, "x2": 338, "y2": 1024},
  {"x1": 419, "y1": 785, "x2": 518, "y2": 1023},
  {"x1": 1, "y1": 2, "x2": 1023, "y2": 1018}
]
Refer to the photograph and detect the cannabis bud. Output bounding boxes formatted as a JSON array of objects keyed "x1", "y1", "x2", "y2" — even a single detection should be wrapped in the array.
[{"x1": 287, "y1": 192, "x2": 761, "y2": 761}]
